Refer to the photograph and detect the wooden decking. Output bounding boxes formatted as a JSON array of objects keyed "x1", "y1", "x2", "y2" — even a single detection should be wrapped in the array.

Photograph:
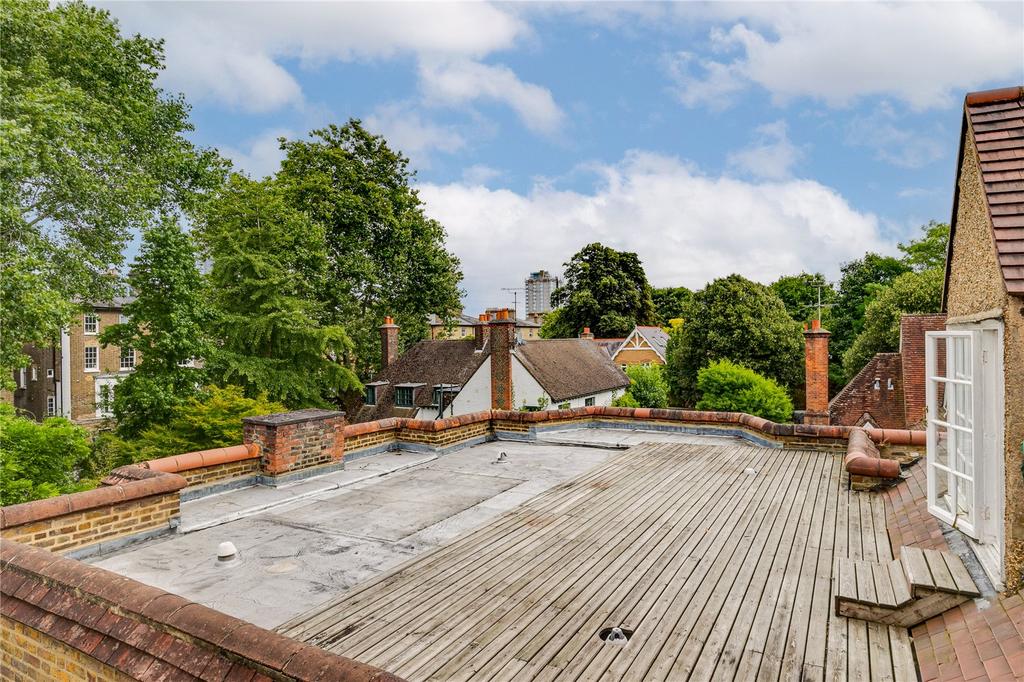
[{"x1": 278, "y1": 442, "x2": 916, "y2": 681}]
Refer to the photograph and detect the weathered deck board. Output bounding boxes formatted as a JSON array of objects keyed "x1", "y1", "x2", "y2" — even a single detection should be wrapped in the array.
[{"x1": 279, "y1": 442, "x2": 916, "y2": 681}]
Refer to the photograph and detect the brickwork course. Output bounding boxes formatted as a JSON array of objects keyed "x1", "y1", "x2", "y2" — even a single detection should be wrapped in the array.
[
  {"x1": 488, "y1": 310, "x2": 516, "y2": 410},
  {"x1": 803, "y1": 320, "x2": 831, "y2": 425},
  {"x1": 243, "y1": 409, "x2": 345, "y2": 476}
]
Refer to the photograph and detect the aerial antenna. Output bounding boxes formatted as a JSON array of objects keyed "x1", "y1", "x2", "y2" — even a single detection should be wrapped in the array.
[{"x1": 501, "y1": 287, "x2": 526, "y2": 320}]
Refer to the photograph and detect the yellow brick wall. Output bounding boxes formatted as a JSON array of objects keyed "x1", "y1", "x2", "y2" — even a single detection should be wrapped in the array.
[
  {"x1": 69, "y1": 309, "x2": 134, "y2": 422},
  {"x1": 178, "y1": 459, "x2": 259, "y2": 487},
  {"x1": 1, "y1": 494, "x2": 179, "y2": 554},
  {"x1": 346, "y1": 430, "x2": 398, "y2": 455},
  {"x1": 0, "y1": 616, "x2": 131, "y2": 682}
]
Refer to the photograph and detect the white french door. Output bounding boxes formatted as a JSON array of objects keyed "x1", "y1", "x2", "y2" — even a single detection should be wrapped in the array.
[{"x1": 925, "y1": 331, "x2": 983, "y2": 537}]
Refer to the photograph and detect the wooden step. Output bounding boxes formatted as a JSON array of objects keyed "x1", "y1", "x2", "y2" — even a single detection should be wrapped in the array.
[{"x1": 834, "y1": 547, "x2": 980, "y2": 628}]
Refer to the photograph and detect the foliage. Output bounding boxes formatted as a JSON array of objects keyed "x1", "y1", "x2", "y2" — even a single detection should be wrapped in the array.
[
  {"x1": 651, "y1": 287, "x2": 692, "y2": 326},
  {"x1": 842, "y1": 269, "x2": 944, "y2": 379},
  {"x1": 0, "y1": 0, "x2": 223, "y2": 388},
  {"x1": 618, "y1": 364, "x2": 669, "y2": 409},
  {"x1": 770, "y1": 272, "x2": 834, "y2": 325},
  {"x1": 898, "y1": 221, "x2": 950, "y2": 272},
  {"x1": 544, "y1": 243, "x2": 657, "y2": 338},
  {"x1": 198, "y1": 175, "x2": 361, "y2": 407},
  {"x1": 0, "y1": 404, "x2": 92, "y2": 505},
  {"x1": 612, "y1": 392, "x2": 640, "y2": 408},
  {"x1": 277, "y1": 121, "x2": 463, "y2": 376},
  {"x1": 665, "y1": 274, "x2": 803, "y2": 406},
  {"x1": 99, "y1": 219, "x2": 211, "y2": 437},
  {"x1": 830, "y1": 253, "x2": 911, "y2": 362},
  {"x1": 98, "y1": 385, "x2": 288, "y2": 465},
  {"x1": 695, "y1": 360, "x2": 794, "y2": 423}
]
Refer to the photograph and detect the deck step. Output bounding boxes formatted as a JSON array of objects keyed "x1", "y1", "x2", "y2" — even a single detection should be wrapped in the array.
[{"x1": 834, "y1": 546, "x2": 980, "y2": 627}]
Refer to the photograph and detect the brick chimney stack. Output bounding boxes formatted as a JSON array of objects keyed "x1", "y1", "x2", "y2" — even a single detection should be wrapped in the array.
[
  {"x1": 580, "y1": 327, "x2": 595, "y2": 340},
  {"x1": 475, "y1": 314, "x2": 488, "y2": 350},
  {"x1": 804, "y1": 318, "x2": 831, "y2": 425},
  {"x1": 380, "y1": 316, "x2": 399, "y2": 370},
  {"x1": 489, "y1": 309, "x2": 516, "y2": 410}
]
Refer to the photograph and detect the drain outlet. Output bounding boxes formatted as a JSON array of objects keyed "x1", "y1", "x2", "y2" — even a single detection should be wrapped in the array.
[{"x1": 599, "y1": 626, "x2": 633, "y2": 645}]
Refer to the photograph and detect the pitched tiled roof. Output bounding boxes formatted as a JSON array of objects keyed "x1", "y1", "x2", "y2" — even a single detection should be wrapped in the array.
[
  {"x1": 947, "y1": 86, "x2": 1024, "y2": 299},
  {"x1": 355, "y1": 339, "x2": 487, "y2": 422},
  {"x1": 515, "y1": 339, "x2": 630, "y2": 402},
  {"x1": 635, "y1": 326, "x2": 670, "y2": 360}
]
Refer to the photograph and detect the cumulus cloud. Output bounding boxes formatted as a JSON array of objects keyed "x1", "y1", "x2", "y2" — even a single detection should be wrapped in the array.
[
  {"x1": 419, "y1": 59, "x2": 565, "y2": 135},
  {"x1": 103, "y1": 2, "x2": 529, "y2": 113},
  {"x1": 363, "y1": 102, "x2": 466, "y2": 168},
  {"x1": 726, "y1": 120, "x2": 802, "y2": 180},
  {"x1": 846, "y1": 102, "x2": 946, "y2": 169},
  {"x1": 665, "y1": 3, "x2": 1023, "y2": 110},
  {"x1": 219, "y1": 128, "x2": 293, "y2": 179},
  {"x1": 418, "y1": 151, "x2": 889, "y2": 312}
]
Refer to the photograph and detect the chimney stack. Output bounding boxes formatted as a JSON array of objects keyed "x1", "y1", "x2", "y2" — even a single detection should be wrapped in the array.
[
  {"x1": 489, "y1": 309, "x2": 516, "y2": 410},
  {"x1": 475, "y1": 314, "x2": 488, "y2": 350},
  {"x1": 580, "y1": 327, "x2": 595, "y2": 340},
  {"x1": 380, "y1": 316, "x2": 399, "y2": 369},
  {"x1": 803, "y1": 319, "x2": 831, "y2": 425}
]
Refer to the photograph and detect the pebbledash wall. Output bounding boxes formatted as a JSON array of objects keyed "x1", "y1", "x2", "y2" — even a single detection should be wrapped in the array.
[{"x1": 0, "y1": 406, "x2": 925, "y2": 681}]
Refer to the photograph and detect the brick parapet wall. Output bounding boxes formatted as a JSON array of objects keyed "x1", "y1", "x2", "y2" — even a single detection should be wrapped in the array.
[
  {"x1": 2, "y1": 616, "x2": 133, "y2": 681},
  {"x1": 243, "y1": 409, "x2": 345, "y2": 476},
  {"x1": 0, "y1": 539, "x2": 404, "y2": 682},
  {"x1": 173, "y1": 458, "x2": 259, "y2": 488},
  {"x1": 0, "y1": 466, "x2": 186, "y2": 555}
]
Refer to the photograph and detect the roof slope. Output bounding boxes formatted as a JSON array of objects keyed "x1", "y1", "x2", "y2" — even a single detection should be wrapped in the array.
[
  {"x1": 947, "y1": 86, "x2": 1024, "y2": 300},
  {"x1": 636, "y1": 326, "x2": 670, "y2": 360},
  {"x1": 356, "y1": 339, "x2": 487, "y2": 422},
  {"x1": 516, "y1": 339, "x2": 630, "y2": 402}
]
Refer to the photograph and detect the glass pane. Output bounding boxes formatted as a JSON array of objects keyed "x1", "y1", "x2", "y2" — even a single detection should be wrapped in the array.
[
  {"x1": 933, "y1": 422, "x2": 950, "y2": 469},
  {"x1": 933, "y1": 466, "x2": 954, "y2": 516},
  {"x1": 955, "y1": 429, "x2": 974, "y2": 479},
  {"x1": 956, "y1": 475, "x2": 974, "y2": 520},
  {"x1": 934, "y1": 378, "x2": 948, "y2": 422},
  {"x1": 953, "y1": 336, "x2": 972, "y2": 381},
  {"x1": 953, "y1": 381, "x2": 972, "y2": 430}
]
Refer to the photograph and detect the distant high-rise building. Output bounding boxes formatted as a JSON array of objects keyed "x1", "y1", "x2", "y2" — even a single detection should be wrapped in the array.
[{"x1": 524, "y1": 270, "x2": 559, "y2": 314}]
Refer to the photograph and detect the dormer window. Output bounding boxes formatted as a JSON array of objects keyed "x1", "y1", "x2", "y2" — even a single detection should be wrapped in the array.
[
  {"x1": 365, "y1": 385, "x2": 377, "y2": 405},
  {"x1": 395, "y1": 386, "x2": 414, "y2": 407}
]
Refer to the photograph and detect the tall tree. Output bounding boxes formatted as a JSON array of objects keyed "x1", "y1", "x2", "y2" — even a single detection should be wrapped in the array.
[
  {"x1": 898, "y1": 220, "x2": 950, "y2": 272},
  {"x1": 842, "y1": 269, "x2": 944, "y2": 379},
  {"x1": 0, "y1": 0, "x2": 222, "y2": 387},
  {"x1": 198, "y1": 175, "x2": 361, "y2": 407},
  {"x1": 770, "y1": 272, "x2": 835, "y2": 325},
  {"x1": 665, "y1": 274, "x2": 803, "y2": 406},
  {"x1": 543, "y1": 243, "x2": 657, "y2": 338},
  {"x1": 651, "y1": 287, "x2": 693, "y2": 326},
  {"x1": 829, "y1": 253, "x2": 911, "y2": 361},
  {"x1": 277, "y1": 122, "x2": 463, "y2": 376},
  {"x1": 99, "y1": 219, "x2": 211, "y2": 437}
]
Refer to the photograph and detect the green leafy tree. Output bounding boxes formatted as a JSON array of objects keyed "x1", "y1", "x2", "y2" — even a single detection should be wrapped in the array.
[
  {"x1": 543, "y1": 243, "x2": 657, "y2": 338},
  {"x1": 651, "y1": 287, "x2": 692, "y2": 326},
  {"x1": 0, "y1": 404, "x2": 91, "y2": 505},
  {"x1": 665, "y1": 274, "x2": 803, "y2": 406},
  {"x1": 842, "y1": 269, "x2": 944, "y2": 379},
  {"x1": 198, "y1": 175, "x2": 361, "y2": 407},
  {"x1": 898, "y1": 220, "x2": 950, "y2": 272},
  {"x1": 99, "y1": 219, "x2": 211, "y2": 437},
  {"x1": 93, "y1": 385, "x2": 287, "y2": 467},
  {"x1": 830, "y1": 253, "x2": 911, "y2": 362},
  {"x1": 618, "y1": 364, "x2": 669, "y2": 409},
  {"x1": 0, "y1": 0, "x2": 223, "y2": 388},
  {"x1": 770, "y1": 272, "x2": 835, "y2": 325},
  {"x1": 277, "y1": 122, "x2": 463, "y2": 376},
  {"x1": 695, "y1": 359, "x2": 794, "y2": 423}
]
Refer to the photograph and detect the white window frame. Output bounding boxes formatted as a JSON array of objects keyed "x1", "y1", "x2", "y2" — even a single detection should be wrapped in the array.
[
  {"x1": 925, "y1": 330, "x2": 983, "y2": 538},
  {"x1": 120, "y1": 347, "x2": 136, "y2": 371},
  {"x1": 118, "y1": 313, "x2": 129, "y2": 324},
  {"x1": 46, "y1": 368, "x2": 54, "y2": 378},
  {"x1": 84, "y1": 313, "x2": 99, "y2": 335},
  {"x1": 18, "y1": 368, "x2": 26, "y2": 389},
  {"x1": 30, "y1": 366, "x2": 38, "y2": 381},
  {"x1": 94, "y1": 377, "x2": 117, "y2": 418},
  {"x1": 84, "y1": 346, "x2": 99, "y2": 372},
  {"x1": 46, "y1": 395, "x2": 56, "y2": 416}
]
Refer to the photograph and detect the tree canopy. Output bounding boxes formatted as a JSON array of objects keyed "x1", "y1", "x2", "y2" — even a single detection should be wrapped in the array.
[
  {"x1": 829, "y1": 253, "x2": 911, "y2": 362},
  {"x1": 198, "y1": 175, "x2": 361, "y2": 407},
  {"x1": 770, "y1": 272, "x2": 835, "y2": 325},
  {"x1": 543, "y1": 243, "x2": 657, "y2": 338},
  {"x1": 898, "y1": 220, "x2": 950, "y2": 272},
  {"x1": 0, "y1": 0, "x2": 223, "y2": 388},
  {"x1": 99, "y1": 219, "x2": 211, "y2": 437},
  {"x1": 651, "y1": 287, "x2": 692, "y2": 326},
  {"x1": 665, "y1": 274, "x2": 803, "y2": 406},
  {"x1": 277, "y1": 121, "x2": 463, "y2": 376},
  {"x1": 0, "y1": 403, "x2": 91, "y2": 505}
]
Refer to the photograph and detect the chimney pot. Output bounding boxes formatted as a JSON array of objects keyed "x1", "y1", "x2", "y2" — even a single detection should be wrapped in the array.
[{"x1": 580, "y1": 327, "x2": 595, "y2": 340}]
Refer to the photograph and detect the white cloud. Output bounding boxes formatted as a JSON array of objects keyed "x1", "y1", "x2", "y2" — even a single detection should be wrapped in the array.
[
  {"x1": 418, "y1": 151, "x2": 889, "y2": 312},
  {"x1": 461, "y1": 164, "x2": 503, "y2": 186},
  {"x1": 666, "y1": 3, "x2": 1023, "y2": 110},
  {"x1": 363, "y1": 103, "x2": 466, "y2": 167},
  {"x1": 220, "y1": 128, "x2": 293, "y2": 179},
  {"x1": 419, "y1": 59, "x2": 565, "y2": 135},
  {"x1": 103, "y1": 2, "x2": 529, "y2": 113},
  {"x1": 846, "y1": 103, "x2": 946, "y2": 169},
  {"x1": 726, "y1": 120, "x2": 802, "y2": 180}
]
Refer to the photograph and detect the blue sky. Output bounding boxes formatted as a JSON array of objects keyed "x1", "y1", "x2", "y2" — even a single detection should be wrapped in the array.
[{"x1": 103, "y1": 2, "x2": 1023, "y2": 316}]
